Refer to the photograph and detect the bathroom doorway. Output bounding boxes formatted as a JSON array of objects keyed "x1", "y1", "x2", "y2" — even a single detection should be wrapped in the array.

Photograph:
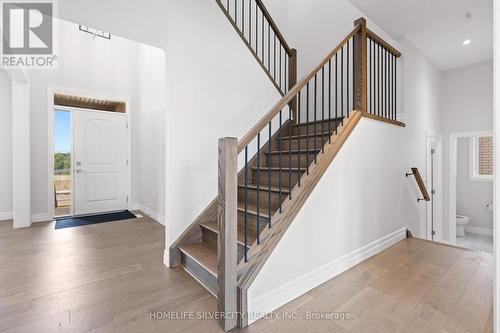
[{"x1": 449, "y1": 131, "x2": 493, "y2": 252}]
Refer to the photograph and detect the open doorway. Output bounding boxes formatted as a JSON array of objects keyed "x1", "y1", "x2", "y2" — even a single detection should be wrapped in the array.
[
  {"x1": 53, "y1": 110, "x2": 72, "y2": 217},
  {"x1": 449, "y1": 131, "x2": 493, "y2": 253}
]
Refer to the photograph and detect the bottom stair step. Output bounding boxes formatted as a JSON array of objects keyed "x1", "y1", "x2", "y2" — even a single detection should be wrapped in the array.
[{"x1": 179, "y1": 241, "x2": 218, "y2": 296}]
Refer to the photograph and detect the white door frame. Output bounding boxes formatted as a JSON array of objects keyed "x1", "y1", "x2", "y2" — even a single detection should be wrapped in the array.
[
  {"x1": 448, "y1": 130, "x2": 493, "y2": 245},
  {"x1": 47, "y1": 86, "x2": 132, "y2": 220},
  {"x1": 426, "y1": 129, "x2": 443, "y2": 241}
]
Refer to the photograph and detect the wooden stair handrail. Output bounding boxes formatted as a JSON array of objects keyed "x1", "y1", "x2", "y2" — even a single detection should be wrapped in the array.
[
  {"x1": 254, "y1": 0, "x2": 292, "y2": 55},
  {"x1": 406, "y1": 167, "x2": 430, "y2": 202},
  {"x1": 367, "y1": 29, "x2": 401, "y2": 57},
  {"x1": 237, "y1": 24, "x2": 362, "y2": 153}
]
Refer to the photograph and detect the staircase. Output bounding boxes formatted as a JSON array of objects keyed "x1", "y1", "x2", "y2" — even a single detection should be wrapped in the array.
[
  {"x1": 178, "y1": 117, "x2": 344, "y2": 296},
  {"x1": 169, "y1": 4, "x2": 403, "y2": 331}
]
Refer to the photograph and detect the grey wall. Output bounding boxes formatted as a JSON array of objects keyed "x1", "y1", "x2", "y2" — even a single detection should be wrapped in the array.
[{"x1": 457, "y1": 137, "x2": 493, "y2": 231}]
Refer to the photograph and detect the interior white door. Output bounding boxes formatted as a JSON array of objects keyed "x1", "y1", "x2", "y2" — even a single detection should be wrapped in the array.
[{"x1": 73, "y1": 110, "x2": 128, "y2": 216}]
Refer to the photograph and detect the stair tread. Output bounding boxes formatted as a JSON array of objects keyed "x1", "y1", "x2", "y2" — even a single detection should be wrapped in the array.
[
  {"x1": 268, "y1": 148, "x2": 321, "y2": 154},
  {"x1": 281, "y1": 132, "x2": 335, "y2": 140},
  {"x1": 291, "y1": 117, "x2": 344, "y2": 127},
  {"x1": 201, "y1": 220, "x2": 258, "y2": 246},
  {"x1": 251, "y1": 166, "x2": 307, "y2": 171},
  {"x1": 238, "y1": 184, "x2": 290, "y2": 194},
  {"x1": 179, "y1": 241, "x2": 217, "y2": 276},
  {"x1": 237, "y1": 205, "x2": 272, "y2": 219}
]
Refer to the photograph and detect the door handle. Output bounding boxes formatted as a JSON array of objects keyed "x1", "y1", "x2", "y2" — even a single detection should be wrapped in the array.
[{"x1": 76, "y1": 169, "x2": 84, "y2": 174}]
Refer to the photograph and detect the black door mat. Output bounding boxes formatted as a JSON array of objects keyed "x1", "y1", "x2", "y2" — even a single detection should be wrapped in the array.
[{"x1": 55, "y1": 210, "x2": 137, "y2": 229}]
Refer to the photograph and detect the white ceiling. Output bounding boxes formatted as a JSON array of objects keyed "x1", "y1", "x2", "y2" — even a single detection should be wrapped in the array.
[{"x1": 348, "y1": 0, "x2": 493, "y2": 71}]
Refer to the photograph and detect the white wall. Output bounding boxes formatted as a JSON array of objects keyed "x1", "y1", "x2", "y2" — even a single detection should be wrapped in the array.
[
  {"x1": 456, "y1": 138, "x2": 493, "y2": 232},
  {"x1": 27, "y1": 19, "x2": 166, "y2": 220},
  {"x1": 265, "y1": 0, "x2": 398, "y2": 78},
  {"x1": 398, "y1": 38, "x2": 443, "y2": 238},
  {"x1": 248, "y1": 117, "x2": 409, "y2": 322},
  {"x1": 137, "y1": 45, "x2": 167, "y2": 221},
  {"x1": 0, "y1": 70, "x2": 12, "y2": 219},
  {"x1": 441, "y1": 61, "x2": 493, "y2": 240}
]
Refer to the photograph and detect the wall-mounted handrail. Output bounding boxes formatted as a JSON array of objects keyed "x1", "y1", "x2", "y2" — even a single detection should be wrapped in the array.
[{"x1": 406, "y1": 167, "x2": 431, "y2": 202}]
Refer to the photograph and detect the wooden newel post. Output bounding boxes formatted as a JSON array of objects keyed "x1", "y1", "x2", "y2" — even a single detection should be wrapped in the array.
[
  {"x1": 353, "y1": 17, "x2": 367, "y2": 113},
  {"x1": 288, "y1": 48, "x2": 298, "y2": 122},
  {"x1": 217, "y1": 137, "x2": 238, "y2": 331}
]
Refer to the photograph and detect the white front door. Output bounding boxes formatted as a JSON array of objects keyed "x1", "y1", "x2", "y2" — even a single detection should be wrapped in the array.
[{"x1": 73, "y1": 110, "x2": 128, "y2": 216}]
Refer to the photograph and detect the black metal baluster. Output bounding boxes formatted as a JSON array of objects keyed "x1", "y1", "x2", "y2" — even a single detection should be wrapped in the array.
[
  {"x1": 288, "y1": 106, "x2": 292, "y2": 199},
  {"x1": 274, "y1": 34, "x2": 276, "y2": 82},
  {"x1": 262, "y1": 10, "x2": 264, "y2": 63},
  {"x1": 321, "y1": 66, "x2": 325, "y2": 153},
  {"x1": 347, "y1": 40, "x2": 350, "y2": 115},
  {"x1": 395, "y1": 55, "x2": 397, "y2": 121},
  {"x1": 385, "y1": 49, "x2": 387, "y2": 118},
  {"x1": 298, "y1": 91, "x2": 301, "y2": 186},
  {"x1": 378, "y1": 43, "x2": 381, "y2": 117},
  {"x1": 242, "y1": 0, "x2": 244, "y2": 35},
  {"x1": 235, "y1": 0, "x2": 237, "y2": 25},
  {"x1": 227, "y1": 0, "x2": 229, "y2": 13},
  {"x1": 279, "y1": 45, "x2": 282, "y2": 90},
  {"x1": 391, "y1": 53, "x2": 394, "y2": 120},
  {"x1": 306, "y1": 82, "x2": 310, "y2": 175},
  {"x1": 314, "y1": 74, "x2": 317, "y2": 163},
  {"x1": 285, "y1": 54, "x2": 288, "y2": 94},
  {"x1": 248, "y1": 0, "x2": 251, "y2": 46},
  {"x1": 370, "y1": 38, "x2": 372, "y2": 114},
  {"x1": 328, "y1": 59, "x2": 331, "y2": 143},
  {"x1": 268, "y1": 121, "x2": 272, "y2": 228},
  {"x1": 268, "y1": 22, "x2": 270, "y2": 71},
  {"x1": 341, "y1": 46, "x2": 344, "y2": 125},
  {"x1": 244, "y1": 145, "x2": 248, "y2": 262},
  {"x1": 278, "y1": 110, "x2": 282, "y2": 213},
  {"x1": 256, "y1": 133, "x2": 260, "y2": 244},
  {"x1": 335, "y1": 53, "x2": 338, "y2": 133},
  {"x1": 255, "y1": 3, "x2": 258, "y2": 57}
]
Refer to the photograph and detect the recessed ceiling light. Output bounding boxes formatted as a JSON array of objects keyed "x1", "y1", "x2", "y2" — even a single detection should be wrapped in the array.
[{"x1": 462, "y1": 39, "x2": 472, "y2": 46}]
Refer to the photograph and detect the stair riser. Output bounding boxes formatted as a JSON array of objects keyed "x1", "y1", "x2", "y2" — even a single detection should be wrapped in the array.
[
  {"x1": 238, "y1": 210, "x2": 270, "y2": 233},
  {"x1": 280, "y1": 136, "x2": 332, "y2": 151},
  {"x1": 238, "y1": 188, "x2": 287, "y2": 212},
  {"x1": 291, "y1": 120, "x2": 342, "y2": 136},
  {"x1": 251, "y1": 169, "x2": 303, "y2": 188},
  {"x1": 180, "y1": 252, "x2": 218, "y2": 296},
  {"x1": 201, "y1": 227, "x2": 246, "y2": 263},
  {"x1": 267, "y1": 153, "x2": 317, "y2": 168}
]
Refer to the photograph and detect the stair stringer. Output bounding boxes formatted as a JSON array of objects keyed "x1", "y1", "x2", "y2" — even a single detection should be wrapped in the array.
[{"x1": 236, "y1": 110, "x2": 363, "y2": 327}]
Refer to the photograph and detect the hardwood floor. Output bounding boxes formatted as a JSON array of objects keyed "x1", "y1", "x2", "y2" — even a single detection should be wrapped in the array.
[{"x1": 0, "y1": 217, "x2": 493, "y2": 333}]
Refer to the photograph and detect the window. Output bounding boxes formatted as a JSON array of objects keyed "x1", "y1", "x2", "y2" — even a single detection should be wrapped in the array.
[{"x1": 471, "y1": 135, "x2": 494, "y2": 180}]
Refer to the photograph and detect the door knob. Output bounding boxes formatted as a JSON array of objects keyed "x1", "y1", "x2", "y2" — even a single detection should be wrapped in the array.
[{"x1": 76, "y1": 169, "x2": 84, "y2": 173}]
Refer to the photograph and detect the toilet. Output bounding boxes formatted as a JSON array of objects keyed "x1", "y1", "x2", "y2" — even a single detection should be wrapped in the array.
[{"x1": 456, "y1": 215, "x2": 470, "y2": 237}]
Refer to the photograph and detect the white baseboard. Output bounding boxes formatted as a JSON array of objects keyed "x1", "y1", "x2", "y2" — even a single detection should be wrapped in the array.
[
  {"x1": 163, "y1": 248, "x2": 170, "y2": 268},
  {"x1": 465, "y1": 225, "x2": 493, "y2": 236},
  {"x1": 138, "y1": 205, "x2": 165, "y2": 226},
  {"x1": 248, "y1": 227, "x2": 407, "y2": 324},
  {"x1": 0, "y1": 211, "x2": 13, "y2": 221}
]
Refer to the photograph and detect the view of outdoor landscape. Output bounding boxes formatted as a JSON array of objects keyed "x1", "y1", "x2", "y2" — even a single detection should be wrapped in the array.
[{"x1": 54, "y1": 111, "x2": 71, "y2": 216}]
